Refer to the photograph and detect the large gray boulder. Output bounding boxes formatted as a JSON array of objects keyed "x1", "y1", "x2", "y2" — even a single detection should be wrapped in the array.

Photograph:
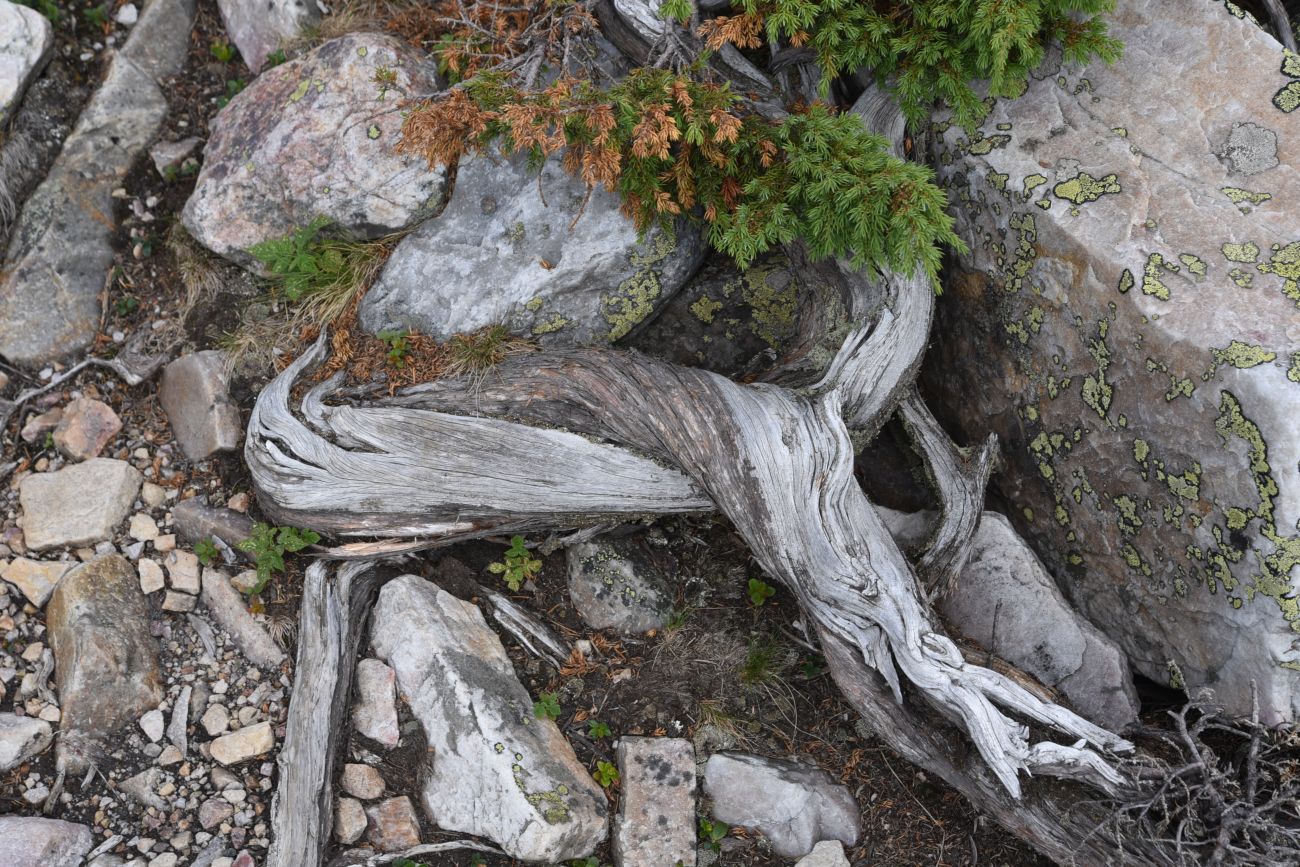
[
  {"x1": 0, "y1": 0, "x2": 54, "y2": 129},
  {"x1": 359, "y1": 145, "x2": 708, "y2": 345},
  {"x1": 0, "y1": 0, "x2": 195, "y2": 366},
  {"x1": 183, "y1": 33, "x2": 446, "y2": 266},
  {"x1": 0, "y1": 818, "x2": 93, "y2": 867},
  {"x1": 46, "y1": 555, "x2": 163, "y2": 773},
  {"x1": 922, "y1": 0, "x2": 1300, "y2": 722},
  {"x1": 370, "y1": 575, "x2": 608, "y2": 862},
  {"x1": 216, "y1": 0, "x2": 319, "y2": 73}
]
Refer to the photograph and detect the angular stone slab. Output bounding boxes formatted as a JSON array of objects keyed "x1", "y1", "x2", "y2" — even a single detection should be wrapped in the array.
[
  {"x1": 0, "y1": 713, "x2": 53, "y2": 771},
  {"x1": 0, "y1": 817, "x2": 93, "y2": 867},
  {"x1": 159, "y1": 351, "x2": 242, "y2": 461},
  {"x1": 217, "y1": 0, "x2": 319, "y2": 73},
  {"x1": 370, "y1": 575, "x2": 608, "y2": 862},
  {"x1": 47, "y1": 555, "x2": 163, "y2": 773},
  {"x1": 359, "y1": 144, "x2": 707, "y2": 346},
  {"x1": 614, "y1": 737, "x2": 696, "y2": 867},
  {"x1": 19, "y1": 458, "x2": 143, "y2": 551},
  {"x1": 0, "y1": 0, "x2": 54, "y2": 128},
  {"x1": 183, "y1": 33, "x2": 445, "y2": 267},
  {"x1": 0, "y1": 0, "x2": 195, "y2": 366},
  {"x1": 923, "y1": 0, "x2": 1300, "y2": 722}
]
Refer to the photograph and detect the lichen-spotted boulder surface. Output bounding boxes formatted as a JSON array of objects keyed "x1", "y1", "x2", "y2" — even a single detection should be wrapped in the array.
[
  {"x1": 0, "y1": 0, "x2": 54, "y2": 129},
  {"x1": 182, "y1": 32, "x2": 447, "y2": 267},
  {"x1": 357, "y1": 144, "x2": 709, "y2": 345},
  {"x1": 369, "y1": 574, "x2": 608, "y2": 862},
  {"x1": 922, "y1": 0, "x2": 1300, "y2": 722}
]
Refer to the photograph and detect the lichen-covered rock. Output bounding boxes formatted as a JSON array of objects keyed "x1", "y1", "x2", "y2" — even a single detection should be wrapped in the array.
[
  {"x1": 183, "y1": 33, "x2": 446, "y2": 266},
  {"x1": 614, "y1": 737, "x2": 696, "y2": 867},
  {"x1": 358, "y1": 145, "x2": 707, "y2": 346},
  {"x1": 216, "y1": 0, "x2": 318, "y2": 73},
  {"x1": 566, "y1": 536, "x2": 673, "y2": 634},
  {"x1": 881, "y1": 509, "x2": 1139, "y2": 731},
  {"x1": 0, "y1": 0, "x2": 54, "y2": 128},
  {"x1": 370, "y1": 575, "x2": 608, "y2": 862},
  {"x1": 46, "y1": 555, "x2": 163, "y2": 773},
  {"x1": 922, "y1": 0, "x2": 1300, "y2": 722},
  {"x1": 0, "y1": 0, "x2": 195, "y2": 366}
]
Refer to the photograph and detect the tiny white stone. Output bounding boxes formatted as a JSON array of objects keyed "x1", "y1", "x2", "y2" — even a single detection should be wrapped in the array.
[
  {"x1": 139, "y1": 559, "x2": 166, "y2": 594},
  {"x1": 139, "y1": 709, "x2": 165, "y2": 742}
]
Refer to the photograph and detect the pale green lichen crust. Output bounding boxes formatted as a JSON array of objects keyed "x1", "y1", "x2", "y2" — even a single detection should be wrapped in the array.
[
  {"x1": 601, "y1": 228, "x2": 678, "y2": 341},
  {"x1": 510, "y1": 753, "x2": 575, "y2": 824},
  {"x1": 1052, "y1": 171, "x2": 1121, "y2": 205}
]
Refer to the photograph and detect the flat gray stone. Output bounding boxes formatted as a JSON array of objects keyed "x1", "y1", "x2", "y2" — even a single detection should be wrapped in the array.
[
  {"x1": 158, "y1": 351, "x2": 241, "y2": 461},
  {"x1": 183, "y1": 33, "x2": 445, "y2": 265},
  {"x1": 795, "y1": 841, "x2": 850, "y2": 867},
  {"x1": 0, "y1": 817, "x2": 93, "y2": 867},
  {"x1": 216, "y1": 0, "x2": 319, "y2": 73},
  {"x1": 614, "y1": 737, "x2": 695, "y2": 867},
  {"x1": 170, "y1": 497, "x2": 254, "y2": 554},
  {"x1": 0, "y1": 713, "x2": 53, "y2": 771},
  {"x1": 200, "y1": 568, "x2": 285, "y2": 669},
  {"x1": 370, "y1": 575, "x2": 607, "y2": 862},
  {"x1": 47, "y1": 555, "x2": 163, "y2": 773},
  {"x1": 0, "y1": 0, "x2": 54, "y2": 128},
  {"x1": 567, "y1": 537, "x2": 673, "y2": 634},
  {"x1": 0, "y1": 0, "x2": 196, "y2": 366},
  {"x1": 334, "y1": 797, "x2": 366, "y2": 845},
  {"x1": 352, "y1": 657, "x2": 399, "y2": 748},
  {"x1": 703, "y1": 752, "x2": 859, "y2": 859},
  {"x1": 881, "y1": 509, "x2": 1140, "y2": 732},
  {"x1": 1, "y1": 557, "x2": 71, "y2": 607},
  {"x1": 359, "y1": 144, "x2": 707, "y2": 346},
  {"x1": 922, "y1": 0, "x2": 1300, "y2": 723},
  {"x1": 19, "y1": 459, "x2": 143, "y2": 551}
]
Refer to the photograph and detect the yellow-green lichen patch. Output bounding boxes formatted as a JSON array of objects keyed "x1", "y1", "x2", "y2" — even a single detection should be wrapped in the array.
[
  {"x1": 1081, "y1": 318, "x2": 1115, "y2": 419},
  {"x1": 288, "y1": 79, "x2": 312, "y2": 103},
  {"x1": 1284, "y1": 49, "x2": 1300, "y2": 78},
  {"x1": 1134, "y1": 439, "x2": 1150, "y2": 463},
  {"x1": 524, "y1": 297, "x2": 544, "y2": 312},
  {"x1": 1178, "y1": 254, "x2": 1207, "y2": 276},
  {"x1": 1288, "y1": 352, "x2": 1300, "y2": 383},
  {"x1": 735, "y1": 265, "x2": 799, "y2": 348},
  {"x1": 1229, "y1": 268, "x2": 1254, "y2": 288},
  {"x1": 367, "y1": 125, "x2": 381, "y2": 140},
  {"x1": 532, "y1": 314, "x2": 568, "y2": 335},
  {"x1": 690, "y1": 295, "x2": 722, "y2": 324},
  {"x1": 1211, "y1": 340, "x2": 1276, "y2": 370},
  {"x1": 966, "y1": 134, "x2": 1011, "y2": 155},
  {"x1": 511, "y1": 758, "x2": 574, "y2": 824},
  {"x1": 1052, "y1": 171, "x2": 1121, "y2": 205},
  {"x1": 602, "y1": 229, "x2": 677, "y2": 341},
  {"x1": 1022, "y1": 174, "x2": 1048, "y2": 197},
  {"x1": 987, "y1": 172, "x2": 1009, "y2": 192},
  {"x1": 1035, "y1": 198, "x2": 1051, "y2": 210},
  {"x1": 1117, "y1": 269, "x2": 1134, "y2": 294},
  {"x1": 1257, "y1": 241, "x2": 1300, "y2": 307},
  {"x1": 1222, "y1": 241, "x2": 1260, "y2": 264},
  {"x1": 1141, "y1": 253, "x2": 1171, "y2": 300},
  {"x1": 1112, "y1": 127, "x2": 1128, "y2": 137},
  {"x1": 1274, "y1": 81, "x2": 1300, "y2": 113},
  {"x1": 1220, "y1": 187, "x2": 1271, "y2": 212}
]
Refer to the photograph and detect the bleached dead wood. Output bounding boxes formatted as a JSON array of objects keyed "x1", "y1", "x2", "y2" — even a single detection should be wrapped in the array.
[{"x1": 267, "y1": 562, "x2": 385, "y2": 867}]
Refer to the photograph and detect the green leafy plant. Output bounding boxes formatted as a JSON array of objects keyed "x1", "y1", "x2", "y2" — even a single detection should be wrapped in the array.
[
  {"x1": 699, "y1": 816, "x2": 729, "y2": 852},
  {"x1": 114, "y1": 295, "x2": 139, "y2": 316},
  {"x1": 488, "y1": 534, "x2": 543, "y2": 592},
  {"x1": 377, "y1": 329, "x2": 412, "y2": 368},
  {"x1": 248, "y1": 217, "x2": 388, "y2": 304},
  {"x1": 17, "y1": 0, "x2": 61, "y2": 23},
  {"x1": 586, "y1": 719, "x2": 611, "y2": 739},
  {"x1": 217, "y1": 78, "x2": 246, "y2": 109},
  {"x1": 593, "y1": 760, "x2": 620, "y2": 787},
  {"x1": 533, "y1": 691, "x2": 561, "y2": 720},
  {"x1": 210, "y1": 39, "x2": 236, "y2": 63},
  {"x1": 747, "y1": 577, "x2": 776, "y2": 606},
  {"x1": 236, "y1": 523, "x2": 321, "y2": 595},
  {"x1": 194, "y1": 537, "x2": 219, "y2": 567},
  {"x1": 265, "y1": 48, "x2": 288, "y2": 68},
  {"x1": 82, "y1": 3, "x2": 109, "y2": 29}
]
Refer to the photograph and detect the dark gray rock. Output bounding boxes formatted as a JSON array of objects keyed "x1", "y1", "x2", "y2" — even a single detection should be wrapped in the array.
[
  {"x1": 359, "y1": 145, "x2": 707, "y2": 346},
  {"x1": 370, "y1": 575, "x2": 607, "y2": 862},
  {"x1": 159, "y1": 351, "x2": 241, "y2": 461},
  {"x1": 0, "y1": 817, "x2": 93, "y2": 867},
  {"x1": 567, "y1": 537, "x2": 673, "y2": 634},
  {"x1": 170, "y1": 497, "x2": 255, "y2": 553},
  {"x1": 614, "y1": 737, "x2": 695, "y2": 867},
  {"x1": 19, "y1": 458, "x2": 143, "y2": 551},
  {"x1": 0, "y1": 713, "x2": 53, "y2": 771},
  {"x1": 183, "y1": 33, "x2": 445, "y2": 265},
  {"x1": 46, "y1": 554, "x2": 163, "y2": 772},
  {"x1": 921, "y1": 0, "x2": 1300, "y2": 722},
  {"x1": 703, "y1": 752, "x2": 860, "y2": 858},
  {"x1": 0, "y1": 0, "x2": 195, "y2": 366}
]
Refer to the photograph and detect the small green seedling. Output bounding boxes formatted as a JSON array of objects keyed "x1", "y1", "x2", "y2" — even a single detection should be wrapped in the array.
[
  {"x1": 265, "y1": 48, "x2": 288, "y2": 68},
  {"x1": 194, "y1": 537, "x2": 219, "y2": 566},
  {"x1": 210, "y1": 39, "x2": 235, "y2": 63},
  {"x1": 114, "y1": 295, "x2": 139, "y2": 316},
  {"x1": 488, "y1": 535, "x2": 542, "y2": 592},
  {"x1": 586, "y1": 719, "x2": 611, "y2": 739},
  {"x1": 82, "y1": 3, "x2": 109, "y2": 29},
  {"x1": 237, "y1": 523, "x2": 321, "y2": 595},
  {"x1": 217, "y1": 78, "x2": 245, "y2": 108},
  {"x1": 533, "y1": 691, "x2": 561, "y2": 721},
  {"x1": 377, "y1": 329, "x2": 412, "y2": 368},
  {"x1": 699, "y1": 817, "x2": 729, "y2": 852},
  {"x1": 593, "y1": 760, "x2": 620, "y2": 788},
  {"x1": 747, "y1": 577, "x2": 776, "y2": 607}
]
